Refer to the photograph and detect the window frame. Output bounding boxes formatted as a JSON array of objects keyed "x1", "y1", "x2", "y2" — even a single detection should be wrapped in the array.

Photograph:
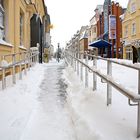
[
  {"x1": 132, "y1": 22, "x2": 136, "y2": 35},
  {"x1": 20, "y1": 11, "x2": 24, "y2": 46},
  {"x1": 124, "y1": 25, "x2": 128, "y2": 37}
]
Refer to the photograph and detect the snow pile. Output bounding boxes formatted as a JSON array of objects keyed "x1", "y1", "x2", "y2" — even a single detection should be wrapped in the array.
[
  {"x1": 0, "y1": 59, "x2": 9, "y2": 67},
  {"x1": 63, "y1": 66, "x2": 102, "y2": 140},
  {"x1": 63, "y1": 61, "x2": 139, "y2": 140}
]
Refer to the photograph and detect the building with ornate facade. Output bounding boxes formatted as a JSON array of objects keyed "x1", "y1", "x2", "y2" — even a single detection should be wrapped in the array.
[
  {"x1": 122, "y1": 0, "x2": 140, "y2": 60},
  {"x1": 88, "y1": 5, "x2": 103, "y2": 45},
  {"x1": 0, "y1": 0, "x2": 47, "y2": 63}
]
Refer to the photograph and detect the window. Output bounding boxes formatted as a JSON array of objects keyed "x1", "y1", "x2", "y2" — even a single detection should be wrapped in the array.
[
  {"x1": 93, "y1": 27, "x2": 96, "y2": 33},
  {"x1": 131, "y1": 3, "x2": 136, "y2": 13},
  {"x1": 20, "y1": 12, "x2": 24, "y2": 46},
  {"x1": 90, "y1": 30, "x2": 91, "y2": 36},
  {"x1": 0, "y1": 0, "x2": 4, "y2": 40},
  {"x1": 132, "y1": 23, "x2": 136, "y2": 35},
  {"x1": 124, "y1": 25, "x2": 128, "y2": 37}
]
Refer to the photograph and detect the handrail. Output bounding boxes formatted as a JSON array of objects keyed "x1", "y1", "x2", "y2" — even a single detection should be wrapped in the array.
[
  {"x1": 0, "y1": 50, "x2": 39, "y2": 89},
  {"x1": 0, "y1": 52, "x2": 39, "y2": 69},
  {"x1": 68, "y1": 52, "x2": 140, "y2": 102},
  {"x1": 86, "y1": 53, "x2": 140, "y2": 71},
  {"x1": 65, "y1": 50, "x2": 140, "y2": 138}
]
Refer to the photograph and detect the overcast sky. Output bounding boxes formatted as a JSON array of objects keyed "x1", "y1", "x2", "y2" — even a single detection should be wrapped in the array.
[{"x1": 44, "y1": 0, "x2": 129, "y2": 49}]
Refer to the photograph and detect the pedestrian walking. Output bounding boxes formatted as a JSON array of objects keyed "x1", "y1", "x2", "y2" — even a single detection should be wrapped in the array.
[{"x1": 132, "y1": 46, "x2": 138, "y2": 64}]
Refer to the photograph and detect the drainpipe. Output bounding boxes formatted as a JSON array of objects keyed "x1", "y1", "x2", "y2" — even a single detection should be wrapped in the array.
[{"x1": 14, "y1": 0, "x2": 16, "y2": 53}]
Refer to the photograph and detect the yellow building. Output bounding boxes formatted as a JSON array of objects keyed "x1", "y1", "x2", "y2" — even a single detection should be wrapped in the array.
[
  {"x1": 0, "y1": 0, "x2": 46, "y2": 62},
  {"x1": 122, "y1": 0, "x2": 140, "y2": 60}
]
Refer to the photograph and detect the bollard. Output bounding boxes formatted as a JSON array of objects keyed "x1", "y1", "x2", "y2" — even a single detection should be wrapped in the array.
[
  {"x1": 19, "y1": 53, "x2": 22, "y2": 80},
  {"x1": 70, "y1": 51, "x2": 72, "y2": 66},
  {"x1": 72, "y1": 51, "x2": 75, "y2": 67},
  {"x1": 1, "y1": 56, "x2": 6, "y2": 89},
  {"x1": 74, "y1": 52, "x2": 76, "y2": 71},
  {"x1": 28, "y1": 52, "x2": 30, "y2": 71},
  {"x1": 12, "y1": 54, "x2": 16, "y2": 84},
  {"x1": 85, "y1": 54, "x2": 88, "y2": 88},
  {"x1": 80, "y1": 53, "x2": 83, "y2": 81},
  {"x1": 107, "y1": 60, "x2": 112, "y2": 105},
  {"x1": 24, "y1": 52, "x2": 27, "y2": 75},
  {"x1": 77, "y1": 53, "x2": 79, "y2": 76},
  {"x1": 2, "y1": 68, "x2": 6, "y2": 89},
  {"x1": 71, "y1": 51, "x2": 73, "y2": 66},
  {"x1": 30, "y1": 51, "x2": 33, "y2": 67},
  {"x1": 93, "y1": 57, "x2": 97, "y2": 91}
]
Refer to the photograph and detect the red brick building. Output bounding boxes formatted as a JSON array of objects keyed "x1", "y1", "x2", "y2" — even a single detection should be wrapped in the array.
[
  {"x1": 96, "y1": 1, "x2": 124, "y2": 58},
  {"x1": 111, "y1": 2, "x2": 123, "y2": 58},
  {"x1": 97, "y1": 12, "x2": 105, "y2": 57}
]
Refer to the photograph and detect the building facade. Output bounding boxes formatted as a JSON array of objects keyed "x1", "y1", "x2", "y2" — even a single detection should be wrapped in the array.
[
  {"x1": 79, "y1": 29, "x2": 88, "y2": 53},
  {"x1": 0, "y1": 0, "x2": 46, "y2": 62},
  {"x1": 122, "y1": 0, "x2": 140, "y2": 60},
  {"x1": 88, "y1": 5, "x2": 103, "y2": 45},
  {"x1": 110, "y1": 2, "x2": 124, "y2": 58},
  {"x1": 44, "y1": 7, "x2": 53, "y2": 63},
  {"x1": 96, "y1": 0, "x2": 124, "y2": 58},
  {"x1": 66, "y1": 26, "x2": 88, "y2": 55}
]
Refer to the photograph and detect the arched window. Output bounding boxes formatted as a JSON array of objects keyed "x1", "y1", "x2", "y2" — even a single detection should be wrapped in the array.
[{"x1": 0, "y1": 0, "x2": 4, "y2": 40}]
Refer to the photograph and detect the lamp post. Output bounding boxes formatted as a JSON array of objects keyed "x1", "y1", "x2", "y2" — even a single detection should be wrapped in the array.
[{"x1": 57, "y1": 43, "x2": 60, "y2": 62}]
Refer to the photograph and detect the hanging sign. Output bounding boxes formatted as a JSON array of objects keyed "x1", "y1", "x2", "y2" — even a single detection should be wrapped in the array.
[{"x1": 109, "y1": 15, "x2": 116, "y2": 39}]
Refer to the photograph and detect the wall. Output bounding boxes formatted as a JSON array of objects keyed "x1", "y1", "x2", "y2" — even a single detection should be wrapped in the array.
[{"x1": 0, "y1": 0, "x2": 46, "y2": 61}]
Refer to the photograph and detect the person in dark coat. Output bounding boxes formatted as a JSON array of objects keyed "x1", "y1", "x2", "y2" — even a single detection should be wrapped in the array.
[{"x1": 132, "y1": 46, "x2": 138, "y2": 64}]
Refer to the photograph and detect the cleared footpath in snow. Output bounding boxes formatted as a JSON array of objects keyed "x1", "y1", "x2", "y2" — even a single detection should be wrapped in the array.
[
  {"x1": 0, "y1": 60, "x2": 77, "y2": 140},
  {"x1": 20, "y1": 60, "x2": 77, "y2": 140}
]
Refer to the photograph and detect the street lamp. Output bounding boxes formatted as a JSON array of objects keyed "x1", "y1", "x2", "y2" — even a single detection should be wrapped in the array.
[{"x1": 57, "y1": 43, "x2": 60, "y2": 62}]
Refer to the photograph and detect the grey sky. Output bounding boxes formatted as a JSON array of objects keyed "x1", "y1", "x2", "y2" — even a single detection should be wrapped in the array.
[{"x1": 44, "y1": 0, "x2": 129, "y2": 49}]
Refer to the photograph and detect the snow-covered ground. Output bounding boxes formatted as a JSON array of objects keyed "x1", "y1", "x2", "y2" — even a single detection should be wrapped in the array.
[
  {"x1": 64, "y1": 59, "x2": 139, "y2": 140},
  {"x1": 0, "y1": 58, "x2": 139, "y2": 140},
  {"x1": 0, "y1": 60, "x2": 76, "y2": 140}
]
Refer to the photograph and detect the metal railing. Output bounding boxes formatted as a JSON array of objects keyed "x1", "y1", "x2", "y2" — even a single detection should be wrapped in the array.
[
  {"x1": 0, "y1": 49, "x2": 39, "y2": 90},
  {"x1": 65, "y1": 50, "x2": 140, "y2": 138}
]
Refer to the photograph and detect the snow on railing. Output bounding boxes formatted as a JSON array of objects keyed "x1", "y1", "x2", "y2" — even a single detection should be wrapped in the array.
[
  {"x1": 65, "y1": 50, "x2": 140, "y2": 138},
  {"x1": 0, "y1": 49, "x2": 39, "y2": 90}
]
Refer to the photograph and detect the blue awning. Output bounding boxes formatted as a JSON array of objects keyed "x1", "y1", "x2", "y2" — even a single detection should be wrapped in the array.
[{"x1": 89, "y1": 39, "x2": 112, "y2": 48}]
